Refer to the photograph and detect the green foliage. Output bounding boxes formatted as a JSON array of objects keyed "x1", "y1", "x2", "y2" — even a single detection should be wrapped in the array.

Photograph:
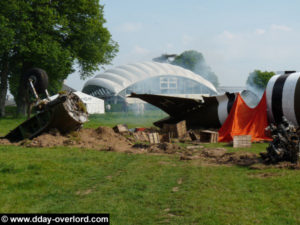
[
  {"x1": 0, "y1": 117, "x2": 25, "y2": 136},
  {"x1": 171, "y1": 50, "x2": 219, "y2": 87},
  {"x1": 0, "y1": 16, "x2": 14, "y2": 55},
  {"x1": 0, "y1": 0, "x2": 118, "y2": 104},
  {"x1": 246, "y1": 70, "x2": 275, "y2": 89}
]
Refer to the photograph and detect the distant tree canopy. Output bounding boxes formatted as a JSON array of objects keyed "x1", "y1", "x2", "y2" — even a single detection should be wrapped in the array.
[
  {"x1": 246, "y1": 70, "x2": 275, "y2": 89},
  {"x1": 153, "y1": 50, "x2": 219, "y2": 87},
  {"x1": 0, "y1": 0, "x2": 118, "y2": 116}
]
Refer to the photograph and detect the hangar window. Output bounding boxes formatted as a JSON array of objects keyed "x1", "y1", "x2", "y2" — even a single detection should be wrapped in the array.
[{"x1": 160, "y1": 77, "x2": 177, "y2": 90}]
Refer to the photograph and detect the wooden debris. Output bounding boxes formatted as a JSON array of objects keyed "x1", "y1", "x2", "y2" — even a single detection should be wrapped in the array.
[
  {"x1": 186, "y1": 145, "x2": 204, "y2": 150},
  {"x1": 160, "y1": 134, "x2": 171, "y2": 143},
  {"x1": 133, "y1": 132, "x2": 149, "y2": 142},
  {"x1": 188, "y1": 131, "x2": 197, "y2": 141},
  {"x1": 180, "y1": 155, "x2": 193, "y2": 160},
  {"x1": 199, "y1": 130, "x2": 219, "y2": 143},
  {"x1": 113, "y1": 124, "x2": 129, "y2": 133},
  {"x1": 162, "y1": 120, "x2": 187, "y2": 138},
  {"x1": 148, "y1": 132, "x2": 160, "y2": 144}
]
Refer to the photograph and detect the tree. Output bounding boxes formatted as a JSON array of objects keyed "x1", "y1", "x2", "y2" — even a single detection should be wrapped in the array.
[
  {"x1": 0, "y1": 0, "x2": 118, "y2": 116},
  {"x1": 246, "y1": 70, "x2": 275, "y2": 90},
  {"x1": 0, "y1": 14, "x2": 15, "y2": 117},
  {"x1": 171, "y1": 50, "x2": 219, "y2": 87}
]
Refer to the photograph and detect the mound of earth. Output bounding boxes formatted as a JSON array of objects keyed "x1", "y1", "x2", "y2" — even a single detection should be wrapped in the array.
[
  {"x1": 4, "y1": 127, "x2": 133, "y2": 152},
  {"x1": 1, "y1": 126, "x2": 299, "y2": 169},
  {"x1": 0, "y1": 138, "x2": 13, "y2": 145}
]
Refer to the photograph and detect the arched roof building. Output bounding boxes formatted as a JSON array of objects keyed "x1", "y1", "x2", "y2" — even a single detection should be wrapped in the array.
[{"x1": 82, "y1": 61, "x2": 218, "y2": 100}]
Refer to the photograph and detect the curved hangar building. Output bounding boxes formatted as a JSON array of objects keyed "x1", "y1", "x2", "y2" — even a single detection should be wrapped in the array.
[{"x1": 82, "y1": 61, "x2": 218, "y2": 103}]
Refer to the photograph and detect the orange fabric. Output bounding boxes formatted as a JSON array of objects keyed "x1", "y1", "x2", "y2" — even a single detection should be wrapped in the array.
[{"x1": 218, "y1": 92, "x2": 272, "y2": 142}]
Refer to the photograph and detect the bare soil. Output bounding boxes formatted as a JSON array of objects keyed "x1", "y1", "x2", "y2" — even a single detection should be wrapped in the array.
[{"x1": 1, "y1": 126, "x2": 299, "y2": 170}]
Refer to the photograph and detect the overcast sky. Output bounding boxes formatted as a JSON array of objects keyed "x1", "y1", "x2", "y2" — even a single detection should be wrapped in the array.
[{"x1": 66, "y1": 0, "x2": 300, "y2": 90}]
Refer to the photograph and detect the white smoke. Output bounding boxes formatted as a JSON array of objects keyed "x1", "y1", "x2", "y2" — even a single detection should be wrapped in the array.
[
  {"x1": 245, "y1": 71, "x2": 265, "y2": 100},
  {"x1": 246, "y1": 83, "x2": 265, "y2": 100}
]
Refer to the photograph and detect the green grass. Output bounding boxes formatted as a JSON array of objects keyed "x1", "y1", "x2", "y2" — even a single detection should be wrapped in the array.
[
  {"x1": 84, "y1": 111, "x2": 167, "y2": 129},
  {"x1": 0, "y1": 145, "x2": 299, "y2": 224},
  {"x1": 0, "y1": 117, "x2": 26, "y2": 136},
  {"x1": 0, "y1": 111, "x2": 166, "y2": 136}
]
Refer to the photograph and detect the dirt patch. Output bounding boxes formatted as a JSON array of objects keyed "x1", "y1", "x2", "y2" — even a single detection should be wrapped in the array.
[
  {"x1": 271, "y1": 162, "x2": 300, "y2": 170},
  {"x1": 180, "y1": 148, "x2": 260, "y2": 166},
  {"x1": 1, "y1": 126, "x2": 299, "y2": 170},
  {"x1": 148, "y1": 143, "x2": 183, "y2": 154},
  {"x1": 172, "y1": 187, "x2": 179, "y2": 192},
  {"x1": 76, "y1": 189, "x2": 93, "y2": 196},
  {"x1": 1, "y1": 127, "x2": 133, "y2": 153},
  {"x1": 0, "y1": 138, "x2": 14, "y2": 145},
  {"x1": 216, "y1": 152, "x2": 261, "y2": 166},
  {"x1": 248, "y1": 172, "x2": 281, "y2": 179},
  {"x1": 201, "y1": 148, "x2": 227, "y2": 158},
  {"x1": 249, "y1": 161, "x2": 300, "y2": 170},
  {"x1": 177, "y1": 178, "x2": 182, "y2": 185},
  {"x1": 26, "y1": 132, "x2": 68, "y2": 147}
]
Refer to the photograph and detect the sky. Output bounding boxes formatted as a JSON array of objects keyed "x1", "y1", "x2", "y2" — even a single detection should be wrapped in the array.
[{"x1": 65, "y1": 0, "x2": 300, "y2": 90}]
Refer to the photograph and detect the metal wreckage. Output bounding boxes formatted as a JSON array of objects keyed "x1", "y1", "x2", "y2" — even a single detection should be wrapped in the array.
[
  {"x1": 130, "y1": 71, "x2": 300, "y2": 163},
  {"x1": 3, "y1": 68, "x2": 88, "y2": 142},
  {"x1": 262, "y1": 117, "x2": 300, "y2": 163}
]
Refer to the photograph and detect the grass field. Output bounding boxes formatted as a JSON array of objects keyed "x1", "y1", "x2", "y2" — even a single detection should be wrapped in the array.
[
  {"x1": 85, "y1": 111, "x2": 167, "y2": 129},
  {"x1": 0, "y1": 112, "x2": 300, "y2": 224},
  {"x1": 0, "y1": 111, "x2": 167, "y2": 136}
]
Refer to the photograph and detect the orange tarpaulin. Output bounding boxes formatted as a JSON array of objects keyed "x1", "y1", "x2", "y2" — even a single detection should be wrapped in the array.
[{"x1": 218, "y1": 92, "x2": 272, "y2": 142}]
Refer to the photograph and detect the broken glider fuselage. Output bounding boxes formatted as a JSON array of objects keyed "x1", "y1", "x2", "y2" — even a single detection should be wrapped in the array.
[
  {"x1": 129, "y1": 72, "x2": 300, "y2": 129},
  {"x1": 130, "y1": 92, "x2": 240, "y2": 129}
]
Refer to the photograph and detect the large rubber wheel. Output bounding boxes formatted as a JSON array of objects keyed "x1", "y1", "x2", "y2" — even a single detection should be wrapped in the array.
[{"x1": 23, "y1": 68, "x2": 48, "y2": 94}]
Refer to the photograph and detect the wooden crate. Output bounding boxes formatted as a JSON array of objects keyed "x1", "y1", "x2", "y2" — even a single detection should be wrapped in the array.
[
  {"x1": 162, "y1": 120, "x2": 187, "y2": 138},
  {"x1": 233, "y1": 135, "x2": 252, "y2": 148},
  {"x1": 199, "y1": 130, "x2": 219, "y2": 143},
  {"x1": 133, "y1": 132, "x2": 149, "y2": 142},
  {"x1": 148, "y1": 132, "x2": 160, "y2": 144},
  {"x1": 113, "y1": 124, "x2": 129, "y2": 133}
]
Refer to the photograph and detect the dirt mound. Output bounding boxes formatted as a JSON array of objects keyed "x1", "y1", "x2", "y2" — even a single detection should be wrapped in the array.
[
  {"x1": 217, "y1": 152, "x2": 260, "y2": 166},
  {"x1": 25, "y1": 132, "x2": 68, "y2": 147},
  {"x1": 271, "y1": 161, "x2": 300, "y2": 170},
  {"x1": 180, "y1": 148, "x2": 262, "y2": 166},
  {"x1": 0, "y1": 138, "x2": 13, "y2": 145},
  {"x1": 11, "y1": 127, "x2": 133, "y2": 152},
  {"x1": 95, "y1": 126, "x2": 117, "y2": 136},
  {"x1": 180, "y1": 148, "x2": 299, "y2": 169},
  {"x1": 1, "y1": 127, "x2": 299, "y2": 169}
]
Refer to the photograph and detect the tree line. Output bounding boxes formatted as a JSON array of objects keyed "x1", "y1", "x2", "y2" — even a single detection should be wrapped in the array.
[{"x1": 0, "y1": 0, "x2": 118, "y2": 117}]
